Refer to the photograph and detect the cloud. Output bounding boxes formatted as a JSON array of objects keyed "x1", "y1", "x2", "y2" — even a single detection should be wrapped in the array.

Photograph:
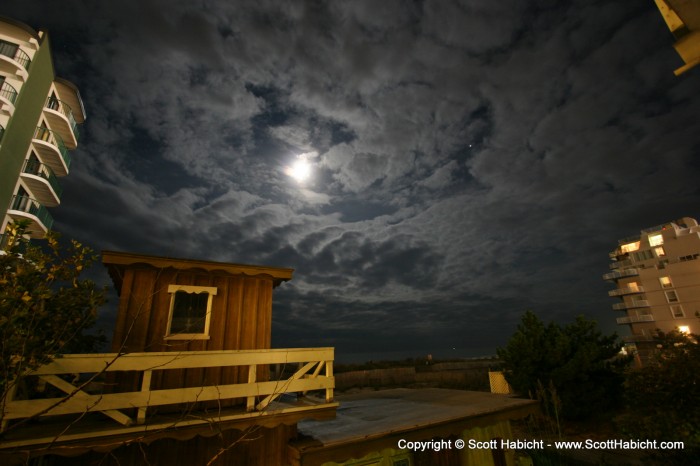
[{"x1": 3, "y1": 0, "x2": 699, "y2": 358}]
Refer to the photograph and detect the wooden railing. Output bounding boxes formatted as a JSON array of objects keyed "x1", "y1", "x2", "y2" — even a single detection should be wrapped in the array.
[{"x1": 1, "y1": 348, "x2": 334, "y2": 431}]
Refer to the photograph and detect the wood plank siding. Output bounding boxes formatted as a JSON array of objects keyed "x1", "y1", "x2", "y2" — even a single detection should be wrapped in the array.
[
  {"x1": 29, "y1": 424, "x2": 298, "y2": 466},
  {"x1": 102, "y1": 251, "x2": 293, "y2": 398}
]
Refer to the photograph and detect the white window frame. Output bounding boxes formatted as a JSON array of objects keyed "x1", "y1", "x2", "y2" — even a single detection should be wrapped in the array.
[
  {"x1": 659, "y1": 276, "x2": 673, "y2": 288},
  {"x1": 664, "y1": 290, "x2": 679, "y2": 303},
  {"x1": 670, "y1": 305, "x2": 685, "y2": 319},
  {"x1": 164, "y1": 285, "x2": 217, "y2": 340}
]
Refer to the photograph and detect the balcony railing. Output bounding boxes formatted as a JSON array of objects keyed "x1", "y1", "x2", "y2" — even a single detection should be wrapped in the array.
[
  {"x1": 608, "y1": 285, "x2": 645, "y2": 297},
  {"x1": 8, "y1": 194, "x2": 54, "y2": 231},
  {"x1": 616, "y1": 314, "x2": 655, "y2": 325},
  {"x1": 609, "y1": 258, "x2": 633, "y2": 269},
  {"x1": 0, "y1": 80, "x2": 18, "y2": 105},
  {"x1": 603, "y1": 268, "x2": 639, "y2": 281},
  {"x1": 1, "y1": 348, "x2": 336, "y2": 442},
  {"x1": 0, "y1": 39, "x2": 31, "y2": 70},
  {"x1": 22, "y1": 159, "x2": 63, "y2": 199},
  {"x1": 45, "y1": 96, "x2": 80, "y2": 142},
  {"x1": 612, "y1": 300, "x2": 650, "y2": 310},
  {"x1": 33, "y1": 126, "x2": 71, "y2": 171}
]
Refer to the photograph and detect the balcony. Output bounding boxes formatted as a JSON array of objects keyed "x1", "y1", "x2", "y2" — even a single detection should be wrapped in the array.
[
  {"x1": 609, "y1": 258, "x2": 633, "y2": 269},
  {"x1": 603, "y1": 268, "x2": 639, "y2": 281},
  {"x1": 31, "y1": 126, "x2": 71, "y2": 176},
  {"x1": 0, "y1": 80, "x2": 18, "y2": 115},
  {"x1": 0, "y1": 39, "x2": 30, "y2": 80},
  {"x1": 43, "y1": 96, "x2": 79, "y2": 149},
  {"x1": 6, "y1": 194, "x2": 54, "y2": 238},
  {"x1": 612, "y1": 300, "x2": 650, "y2": 310},
  {"x1": 19, "y1": 159, "x2": 62, "y2": 206},
  {"x1": 616, "y1": 314, "x2": 655, "y2": 325},
  {"x1": 608, "y1": 285, "x2": 645, "y2": 297},
  {"x1": 0, "y1": 348, "x2": 337, "y2": 449}
]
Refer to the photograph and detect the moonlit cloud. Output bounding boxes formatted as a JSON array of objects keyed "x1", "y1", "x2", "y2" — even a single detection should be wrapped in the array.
[{"x1": 4, "y1": 0, "x2": 700, "y2": 360}]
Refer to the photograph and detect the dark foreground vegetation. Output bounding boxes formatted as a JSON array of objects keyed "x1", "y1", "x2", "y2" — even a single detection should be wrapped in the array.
[{"x1": 499, "y1": 311, "x2": 700, "y2": 465}]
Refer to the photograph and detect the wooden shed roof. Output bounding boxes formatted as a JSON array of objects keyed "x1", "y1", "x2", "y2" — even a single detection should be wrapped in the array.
[
  {"x1": 291, "y1": 388, "x2": 539, "y2": 465},
  {"x1": 102, "y1": 250, "x2": 294, "y2": 292}
]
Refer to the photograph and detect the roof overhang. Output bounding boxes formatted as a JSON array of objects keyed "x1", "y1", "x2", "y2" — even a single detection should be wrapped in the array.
[{"x1": 102, "y1": 250, "x2": 294, "y2": 292}]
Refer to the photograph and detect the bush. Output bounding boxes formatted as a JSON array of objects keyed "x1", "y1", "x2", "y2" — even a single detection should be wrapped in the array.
[{"x1": 497, "y1": 311, "x2": 630, "y2": 420}]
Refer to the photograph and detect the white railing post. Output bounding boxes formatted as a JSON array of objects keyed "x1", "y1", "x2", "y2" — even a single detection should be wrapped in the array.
[
  {"x1": 137, "y1": 370, "x2": 152, "y2": 424},
  {"x1": 246, "y1": 364, "x2": 257, "y2": 412},
  {"x1": 325, "y1": 360, "x2": 334, "y2": 402}
]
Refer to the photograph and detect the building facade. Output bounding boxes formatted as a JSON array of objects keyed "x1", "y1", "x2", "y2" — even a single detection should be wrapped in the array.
[
  {"x1": 0, "y1": 16, "x2": 84, "y2": 241},
  {"x1": 653, "y1": 0, "x2": 700, "y2": 75},
  {"x1": 605, "y1": 217, "x2": 700, "y2": 362}
]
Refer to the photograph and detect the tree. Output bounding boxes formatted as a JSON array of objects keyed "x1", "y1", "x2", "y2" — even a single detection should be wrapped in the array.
[
  {"x1": 618, "y1": 331, "x2": 700, "y2": 464},
  {"x1": 0, "y1": 222, "x2": 106, "y2": 402},
  {"x1": 497, "y1": 310, "x2": 629, "y2": 420}
]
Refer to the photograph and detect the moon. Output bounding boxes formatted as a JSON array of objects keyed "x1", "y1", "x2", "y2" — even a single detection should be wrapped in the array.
[{"x1": 287, "y1": 158, "x2": 311, "y2": 182}]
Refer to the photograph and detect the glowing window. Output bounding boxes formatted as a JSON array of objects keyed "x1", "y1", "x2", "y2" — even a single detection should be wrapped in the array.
[
  {"x1": 670, "y1": 305, "x2": 685, "y2": 318},
  {"x1": 678, "y1": 326, "x2": 690, "y2": 334},
  {"x1": 654, "y1": 247, "x2": 666, "y2": 257},
  {"x1": 165, "y1": 285, "x2": 217, "y2": 340},
  {"x1": 620, "y1": 241, "x2": 640, "y2": 253},
  {"x1": 659, "y1": 277, "x2": 673, "y2": 288},
  {"x1": 648, "y1": 234, "x2": 664, "y2": 246}
]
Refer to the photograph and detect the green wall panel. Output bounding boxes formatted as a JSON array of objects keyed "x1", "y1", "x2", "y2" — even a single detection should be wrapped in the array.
[{"x1": 0, "y1": 33, "x2": 55, "y2": 216}]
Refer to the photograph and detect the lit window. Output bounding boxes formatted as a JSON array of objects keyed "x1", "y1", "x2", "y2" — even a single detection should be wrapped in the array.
[
  {"x1": 665, "y1": 290, "x2": 679, "y2": 303},
  {"x1": 678, "y1": 326, "x2": 690, "y2": 334},
  {"x1": 648, "y1": 234, "x2": 664, "y2": 246},
  {"x1": 654, "y1": 247, "x2": 665, "y2": 257},
  {"x1": 659, "y1": 276, "x2": 673, "y2": 288},
  {"x1": 620, "y1": 241, "x2": 640, "y2": 253},
  {"x1": 165, "y1": 285, "x2": 217, "y2": 339},
  {"x1": 670, "y1": 305, "x2": 685, "y2": 318}
]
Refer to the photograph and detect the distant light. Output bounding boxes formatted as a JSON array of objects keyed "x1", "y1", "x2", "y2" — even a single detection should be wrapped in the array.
[
  {"x1": 679, "y1": 325, "x2": 690, "y2": 334},
  {"x1": 286, "y1": 158, "x2": 311, "y2": 183}
]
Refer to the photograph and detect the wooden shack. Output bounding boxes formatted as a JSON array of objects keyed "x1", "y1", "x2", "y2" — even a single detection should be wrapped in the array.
[
  {"x1": 103, "y1": 250, "x2": 294, "y2": 395},
  {"x1": 103, "y1": 250, "x2": 293, "y2": 354}
]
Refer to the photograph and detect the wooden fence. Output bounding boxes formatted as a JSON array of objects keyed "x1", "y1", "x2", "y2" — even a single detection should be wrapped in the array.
[{"x1": 2, "y1": 348, "x2": 335, "y2": 432}]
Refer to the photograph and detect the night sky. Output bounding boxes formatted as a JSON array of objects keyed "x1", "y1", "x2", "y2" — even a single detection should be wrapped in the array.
[{"x1": 3, "y1": 1, "x2": 700, "y2": 362}]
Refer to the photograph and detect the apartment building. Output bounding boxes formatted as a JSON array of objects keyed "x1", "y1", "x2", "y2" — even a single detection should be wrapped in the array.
[
  {"x1": 0, "y1": 16, "x2": 84, "y2": 241},
  {"x1": 605, "y1": 217, "x2": 700, "y2": 362}
]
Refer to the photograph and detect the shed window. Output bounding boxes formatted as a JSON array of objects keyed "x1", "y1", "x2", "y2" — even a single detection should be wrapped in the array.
[{"x1": 165, "y1": 285, "x2": 217, "y2": 340}]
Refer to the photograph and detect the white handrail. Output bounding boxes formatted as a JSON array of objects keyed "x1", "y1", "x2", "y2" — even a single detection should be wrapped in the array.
[{"x1": 2, "y1": 348, "x2": 335, "y2": 430}]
